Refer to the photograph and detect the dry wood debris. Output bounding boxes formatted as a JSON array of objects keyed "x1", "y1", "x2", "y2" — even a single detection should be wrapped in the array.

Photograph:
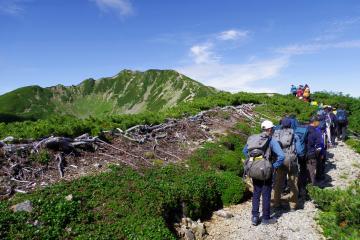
[{"x1": 0, "y1": 104, "x2": 260, "y2": 198}]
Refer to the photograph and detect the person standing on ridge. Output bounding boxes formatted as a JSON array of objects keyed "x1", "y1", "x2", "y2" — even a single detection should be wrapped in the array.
[
  {"x1": 290, "y1": 85, "x2": 297, "y2": 96},
  {"x1": 243, "y1": 120, "x2": 285, "y2": 226},
  {"x1": 303, "y1": 86, "x2": 311, "y2": 102},
  {"x1": 296, "y1": 85, "x2": 304, "y2": 99}
]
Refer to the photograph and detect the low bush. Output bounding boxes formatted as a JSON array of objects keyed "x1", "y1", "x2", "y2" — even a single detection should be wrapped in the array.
[
  {"x1": 346, "y1": 139, "x2": 360, "y2": 154},
  {"x1": 308, "y1": 181, "x2": 360, "y2": 240},
  {"x1": 0, "y1": 164, "x2": 246, "y2": 239}
]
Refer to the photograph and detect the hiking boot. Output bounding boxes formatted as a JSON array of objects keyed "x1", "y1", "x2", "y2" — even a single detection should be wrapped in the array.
[
  {"x1": 251, "y1": 216, "x2": 260, "y2": 226},
  {"x1": 261, "y1": 217, "x2": 278, "y2": 225}
]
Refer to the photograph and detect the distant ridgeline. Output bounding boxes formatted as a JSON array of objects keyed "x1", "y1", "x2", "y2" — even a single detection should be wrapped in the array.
[{"x1": 0, "y1": 69, "x2": 218, "y2": 122}]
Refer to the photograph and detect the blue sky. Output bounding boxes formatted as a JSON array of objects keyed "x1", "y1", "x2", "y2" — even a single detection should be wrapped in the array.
[{"x1": 1, "y1": 0, "x2": 360, "y2": 96}]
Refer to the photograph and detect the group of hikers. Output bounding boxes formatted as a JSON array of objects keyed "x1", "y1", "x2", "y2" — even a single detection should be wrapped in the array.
[
  {"x1": 243, "y1": 104, "x2": 349, "y2": 226},
  {"x1": 290, "y1": 84, "x2": 311, "y2": 102}
]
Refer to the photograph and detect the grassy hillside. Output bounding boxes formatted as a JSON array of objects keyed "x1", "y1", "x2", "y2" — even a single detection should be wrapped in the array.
[
  {"x1": 0, "y1": 92, "x2": 316, "y2": 139},
  {"x1": 0, "y1": 92, "x2": 316, "y2": 239},
  {"x1": 2, "y1": 91, "x2": 360, "y2": 239},
  {"x1": 0, "y1": 69, "x2": 218, "y2": 120}
]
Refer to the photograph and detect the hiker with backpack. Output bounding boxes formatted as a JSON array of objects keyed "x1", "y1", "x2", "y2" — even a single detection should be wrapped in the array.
[
  {"x1": 325, "y1": 106, "x2": 337, "y2": 146},
  {"x1": 336, "y1": 108, "x2": 348, "y2": 141},
  {"x1": 279, "y1": 115, "x2": 298, "y2": 130},
  {"x1": 272, "y1": 118, "x2": 301, "y2": 211},
  {"x1": 303, "y1": 87, "x2": 311, "y2": 102},
  {"x1": 306, "y1": 116, "x2": 323, "y2": 185},
  {"x1": 296, "y1": 85, "x2": 304, "y2": 99},
  {"x1": 290, "y1": 85, "x2": 297, "y2": 96},
  {"x1": 295, "y1": 124, "x2": 309, "y2": 198},
  {"x1": 317, "y1": 109, "x2": 328, "y2": 149},
  {"x1": 243, "y1": 120, "x2": 285, "y2": 226}
]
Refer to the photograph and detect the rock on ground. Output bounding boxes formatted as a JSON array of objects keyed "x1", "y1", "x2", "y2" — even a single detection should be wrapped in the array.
[
  {"x1": 204, "y1": 141, "x2": 360, "y2": 240},
  {"x1": 11, "y1": 200, "x2": 33, "y2": 213}
]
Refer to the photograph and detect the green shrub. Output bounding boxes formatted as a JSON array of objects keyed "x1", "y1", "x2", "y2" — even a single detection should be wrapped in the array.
[
  {"x1": 189, "y1": 142, "x2": 243, "y2": 175},
  {"x1": 346, "y1": 139, "x2": 360, "y2": 154},
  {"x1": 308, "y1": 181, "x2": 360, "y2": 239},
  {"x1": 217, "y1": 171, "x2": 246, "y2": 206},
  {"x1": 29, "y1": 149, "x2": 51, "y2": 165},
  {"x1": 0, "y1": 161, "x2": 246, "y2": 239}
]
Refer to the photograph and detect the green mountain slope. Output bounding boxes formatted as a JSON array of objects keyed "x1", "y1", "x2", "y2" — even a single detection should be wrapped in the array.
[{"x1": 0, "y1": 69, "x2": 218, "y2": 120}]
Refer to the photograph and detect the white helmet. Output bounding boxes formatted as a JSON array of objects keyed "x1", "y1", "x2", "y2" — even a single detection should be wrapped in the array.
[{"x1": 261, "y1": 120, "x2": 274, "y2": 130}]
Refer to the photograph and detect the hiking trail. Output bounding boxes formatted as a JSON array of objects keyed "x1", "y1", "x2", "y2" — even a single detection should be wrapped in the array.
[{"x1": 203, "y1": 141, "x2": 360, "y2": 240}]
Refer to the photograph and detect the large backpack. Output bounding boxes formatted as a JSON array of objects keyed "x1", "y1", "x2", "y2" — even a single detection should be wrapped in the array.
[
  {"x1": 244, "y1": 133, "x2": 272, "y2": 180},
  {"x1": 294, "y1": 126, "x2": 308, "y2": 157},
  {"x1": 273, "y1": 128, "x2": 297, "y2": 170},
  {"x1": 317, "y1": 113, "x2": 327, "y2": 131},
  {"x1": 336, "y1": 110, "x2": 347, "y2": 124}
]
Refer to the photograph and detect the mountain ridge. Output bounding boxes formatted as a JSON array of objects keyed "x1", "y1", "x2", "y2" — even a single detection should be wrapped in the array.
[{"x1": 0, "y1": 69, "x2": 218, "y2": 121}]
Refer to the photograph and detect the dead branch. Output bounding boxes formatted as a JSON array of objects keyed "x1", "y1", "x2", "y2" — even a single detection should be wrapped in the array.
[
  {"x1": 98, "y1": 152, "x2": 139, "y2": 169},
  {"x1": 97, "y1": 139, "x2": 151, "y2": 165},
  {"x1": 55, "y1": 153, "x2": 64, "y2": 178}
]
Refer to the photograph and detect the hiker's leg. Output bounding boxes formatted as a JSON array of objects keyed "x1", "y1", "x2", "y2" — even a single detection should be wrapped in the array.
[
  {"x1": 288, "y1": 172, "x2": 299, "y2": 209},
  {"x1": 307, "y1": 157, "x2": 317, "y2": 185},
  {"x1": 337, "y1": 125, "x2": 342, "y2": 139},
  {"x1": 326, "y1": 126, "x2": 332, "y2": 145},
  {"x1": 252, "y1": 179, "x2": 262, "y2": 218},
  {"x1": 316, "y1": 153, "x2": 323, "y2": 180},
  {"x1": 331, "y1": 126, "x2": 336, "y2": 144},
  {"x1": 272, "y1": 167, "x2": 286, "y2": 207},
  {"x1": 342, "y1": 125, "x2": 347, "y2": 140},
  {"x1": 298, "y1": 157, "x2": 307, "y2": 194},
  {"x1": 262, "y1": 178, "x2": 272, "y2": 220}
]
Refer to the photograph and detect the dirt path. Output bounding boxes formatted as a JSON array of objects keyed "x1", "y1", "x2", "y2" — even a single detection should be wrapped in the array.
[{"x1": 204, "y1": 141, "x2": 360, "y2": 240}]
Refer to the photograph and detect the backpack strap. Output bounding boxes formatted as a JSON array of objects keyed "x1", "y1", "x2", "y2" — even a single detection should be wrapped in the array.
[{"x1": 263, "y1": 138, "x2": 272, "y2": 162}]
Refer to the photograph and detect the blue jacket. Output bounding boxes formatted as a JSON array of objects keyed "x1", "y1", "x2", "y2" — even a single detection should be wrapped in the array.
[
  {"x1": 307, "y1": 125, "x2": 323, "y2": 157},
  {"x1": 290, "y1": 118, "x2": 299, "y2": 130},
  {"x1": 243, "y1": 138, "x2": 285, "y2": 169}
]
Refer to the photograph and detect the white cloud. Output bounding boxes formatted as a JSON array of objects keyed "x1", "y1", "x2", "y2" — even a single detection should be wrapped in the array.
[
  {"x1": 190, "y1": 43, "x2": 219, "y2": 64},
  {"x1": 0, "y1": 0, "x2": 25, "y2": 16},
  {"x1": 92, "y1": 0, "x2": 133, "y2": 16},
  {"x1": 218, "y1": 29, "x2": 248, "y2": 41},
  {"x1": 178, "y1": 57, "x2": 289, "y2": 93},
  {"x1": 277, "y1": 40, "x2": 360, "y2": 55},
  {"x1": 180, "y1": 28, "x2": 289, "y2": 93}
]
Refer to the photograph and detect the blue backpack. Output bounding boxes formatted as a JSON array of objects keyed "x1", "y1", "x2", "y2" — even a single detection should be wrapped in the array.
[
  {"x1": 294, "y1": 126, "x2": 309, "y2": 157},
  {"x1": 336, "y1": 110, "x2": 347, "y2": 123},
  {"x1": 274, "y1": 124, "x2": 282, "y2": 131},
  {"x1": 317, "y1": 113, "x2": 327, "y2": 131}
]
